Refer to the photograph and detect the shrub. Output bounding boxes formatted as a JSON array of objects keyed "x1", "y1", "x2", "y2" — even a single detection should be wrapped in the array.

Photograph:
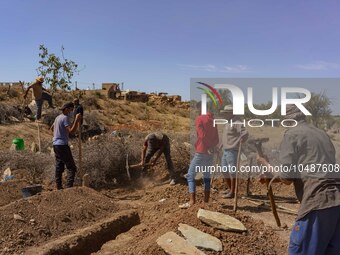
[
  {"x1": 83, "y1": 95, "x2": 101, "y2": 109},
  {"x1": 0, "y1": 150, "x2": 54, "y2": 183},
  {"x1": 82, "y1": 112, "x2": 104, "y2": 139},
  {"x1": 71, "y1": 131, "x2": 190, "y2": 188},
  {"x1": 0, "y1": 103, "x2": 22, "y2": 124},
  {"x1": 42, "y1": 109, "x2": 59, "y2": 126},
  {"x1": 7, "y1": 89, "x2": 19, "y2": 98}
]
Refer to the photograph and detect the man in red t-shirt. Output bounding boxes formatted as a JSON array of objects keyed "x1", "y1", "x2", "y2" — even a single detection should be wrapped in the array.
[{"x1": 180, "y1": 102, "x2": 219, "y2": 208}]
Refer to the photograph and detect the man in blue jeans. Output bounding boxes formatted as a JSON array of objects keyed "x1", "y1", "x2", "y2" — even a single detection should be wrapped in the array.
[
  {"x1": 220, "y1": 105, "x2": 248, "y2": 198},
  {"x1": 24, "y1": 76, "x2": 54, "y2": 120},
  {"x1": 51, "y1": 102, "x2": 82, "y2": 189},
  {"x1": 180, "y1": 103, "x2": 219, "y2": 208},
  {"x1": 257, "y1": 105, "x2": 340, "y2": 255}
]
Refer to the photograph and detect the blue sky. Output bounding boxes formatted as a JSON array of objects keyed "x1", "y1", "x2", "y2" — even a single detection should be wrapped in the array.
[{"x1": 1, "y1": 0, "x2": 340, "y2": 104}]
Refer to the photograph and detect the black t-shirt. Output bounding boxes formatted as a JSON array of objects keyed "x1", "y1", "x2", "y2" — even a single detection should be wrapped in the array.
[{"x1": 74, "y1": 104, "x2": 84, "y2": 124}]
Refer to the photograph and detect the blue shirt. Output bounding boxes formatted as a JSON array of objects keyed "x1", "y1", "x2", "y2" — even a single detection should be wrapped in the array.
[{"x1": 53, "y1": 114, "x2": 70, "y2": 145}]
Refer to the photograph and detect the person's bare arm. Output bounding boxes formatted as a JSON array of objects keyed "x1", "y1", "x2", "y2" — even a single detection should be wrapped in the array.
[
  {"x1": 66, "y1": 114, "x2": 81, "y2": 135},
  {"x1": 257, "y1": 156, "x2": 293, "y2": 185},
  {"x1": 23, "y1": 85, "x2": 33, "y2": 99}
]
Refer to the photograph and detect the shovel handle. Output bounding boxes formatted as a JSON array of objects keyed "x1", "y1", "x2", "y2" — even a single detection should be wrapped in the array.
[
  {"x1": 255, "y1": 143, "x2": 281, "y2": 227},
  {"x1": 265, "y1": 178, "x2": 281, "y2": 227}
]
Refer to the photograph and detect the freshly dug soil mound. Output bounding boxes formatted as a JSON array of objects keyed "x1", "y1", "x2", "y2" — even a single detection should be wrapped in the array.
[
  {"x1": 0, "y1": 187, "x2": 127, "y2": 254},
  {"x1": 0, "y1": 179, "x2": 28, "y2": 207}
]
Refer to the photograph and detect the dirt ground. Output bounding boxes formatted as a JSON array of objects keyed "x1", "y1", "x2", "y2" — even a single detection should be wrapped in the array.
[
  {"x1": 0, "y1": 123, "x2": 310, "y2": 255},
  {"x1": 2, "y1": 91, "x2": 334, "y2": 255},
  {"x1": 0, "y1": 187, "x2": 130, "y2": 254},
  {"x1": 0, "y1": 170, "x2": 298, "y2": 255},
  {"x1": 95, "y1": 178, "x2": 297, "y2": 255}
]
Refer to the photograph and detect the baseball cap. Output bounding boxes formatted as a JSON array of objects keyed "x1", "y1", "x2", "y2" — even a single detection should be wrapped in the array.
[{"x1": 60, "y1": 102, "x2": 74, "y2": 111}]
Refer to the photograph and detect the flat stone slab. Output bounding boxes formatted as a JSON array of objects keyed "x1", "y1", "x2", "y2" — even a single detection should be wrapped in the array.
[
  {"x1": 157, "y1": 231, "x2": 205, "y2": 255},
  {"x1": 197, "y1": 208, "x2": 247, "y2": 233},
  {"x1": 178, "y1": 223, "x2": 222, "y2": 252}
]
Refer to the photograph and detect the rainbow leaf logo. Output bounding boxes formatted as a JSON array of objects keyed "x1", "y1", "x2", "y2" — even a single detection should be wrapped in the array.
[{"x1": 196, "y1": 82, "x2": 222, "y2": 106}]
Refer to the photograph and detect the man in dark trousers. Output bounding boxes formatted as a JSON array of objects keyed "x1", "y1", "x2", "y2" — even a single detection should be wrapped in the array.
[
  {"x1": 141, "y1": 132, "x2": 176, "y2": 185},
  {"x1": 257, "y1": 105, "x2": 340, "y2": 255},
  {"x1": 51, "y1": 102, "x2": 82, "y2": 189},
  {"x1": 23, "y1": 76, "x2": 54, "y2": 120}
]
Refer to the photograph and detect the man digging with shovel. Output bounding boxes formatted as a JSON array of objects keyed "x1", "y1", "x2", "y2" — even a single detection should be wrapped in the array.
[
  {"x1": 51, "y1": 102, "x2": 82, "y2": 190},
  {"x1": 140, "y1": 132, "x2": 176, "y2": 185},
  {"x1": 257, "y1": 105, "x2": 340, "y2": 255}
]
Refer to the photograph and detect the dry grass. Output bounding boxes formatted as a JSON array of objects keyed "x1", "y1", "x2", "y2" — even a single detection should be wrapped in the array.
[
  {"x1": 70, "y1": 131, "x2": 190, "y2": 188},
  {"x1": 0, "y1": 150, "x2": 54, "y2": 184},
  {"x1": 0, "y1": 103, "x2": 23, "y2": 124}
]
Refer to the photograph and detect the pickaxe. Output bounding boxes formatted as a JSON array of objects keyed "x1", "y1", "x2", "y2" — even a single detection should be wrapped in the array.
[
  {"x1": 248, "y1": 137, "x2": 281, "y2": 227},
  {"x1": 125, "y1": 154, "x2": 154, "y2": 180},
  {"x1": 126, "y1": 153, "x2": 132, "y2": 181}
]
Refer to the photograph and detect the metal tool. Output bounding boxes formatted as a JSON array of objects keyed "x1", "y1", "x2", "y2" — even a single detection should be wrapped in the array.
[
  {"x1": 233, "y1": 141, "x2": 243, "y2": 212},
  {"x1": 125, "y1": 153, "x2": 156, "y2": 181},
  {"x1": 126, "y1": 153, "x2": 131, "y2": 181}
]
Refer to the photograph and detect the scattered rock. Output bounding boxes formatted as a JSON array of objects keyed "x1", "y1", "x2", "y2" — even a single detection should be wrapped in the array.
[
  {"x1": 197, "y1": 209, "x2": 247, "y2": 233},
  {"x1": 9, "y1": 116, "x2": 20, "y2": 122},
  {"x1": 31, "y1": 142, "x2": 39, "y2": 153},
  {"x1": 157, "y1": 231, "x2": 205, "y2": 255},
  {"x1": 82, "y1": 174, "x2": 90, "y2": 187},
  {"x1": 2, "y1": 168, "x2": 11, "y2": 180},
  {"x1": 13, "y1": 214, "x2": 25, "y2": 222},
  {"x1": 183, "y1": 142, "x2": 192, "y2": 149},
  {"x1": 178, "y1": 223, "x2": 222, "y2": 252}
]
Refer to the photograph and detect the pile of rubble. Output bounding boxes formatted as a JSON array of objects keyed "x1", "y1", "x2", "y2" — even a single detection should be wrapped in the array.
[{"x1": 148, "y1": 94, "x2": 189, "y2": 109}]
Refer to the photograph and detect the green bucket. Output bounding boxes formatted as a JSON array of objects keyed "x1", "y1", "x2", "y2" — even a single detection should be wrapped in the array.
[{"x1": 12, "y1": 138, "x2": 24, "y2": 151}]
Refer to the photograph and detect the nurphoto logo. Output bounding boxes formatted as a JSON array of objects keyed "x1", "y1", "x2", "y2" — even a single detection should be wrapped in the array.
[{"x1": 197, "y1": 82, "x2": 312, "y2": 128}]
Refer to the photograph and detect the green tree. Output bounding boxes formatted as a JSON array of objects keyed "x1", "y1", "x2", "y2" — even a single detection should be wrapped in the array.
[
  {"x1": 306, "y1": 92, "x2": 332, "y2": 128},
  {"x1": 36, "y1": 45, "x2": 80, "y2": 92}
]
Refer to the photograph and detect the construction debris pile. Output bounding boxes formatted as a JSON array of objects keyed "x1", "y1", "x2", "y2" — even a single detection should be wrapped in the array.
[{"x1": 148, "y1": 94, "x2": 189, "y2": 108}]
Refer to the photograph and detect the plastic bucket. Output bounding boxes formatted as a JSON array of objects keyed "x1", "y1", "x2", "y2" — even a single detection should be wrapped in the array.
[
  {"x1": 12, "y1": 138, "x2": 24, "y2": 150},
  {"x1": 21, "y1": 185, "x2": 42, "y2": 198}
]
